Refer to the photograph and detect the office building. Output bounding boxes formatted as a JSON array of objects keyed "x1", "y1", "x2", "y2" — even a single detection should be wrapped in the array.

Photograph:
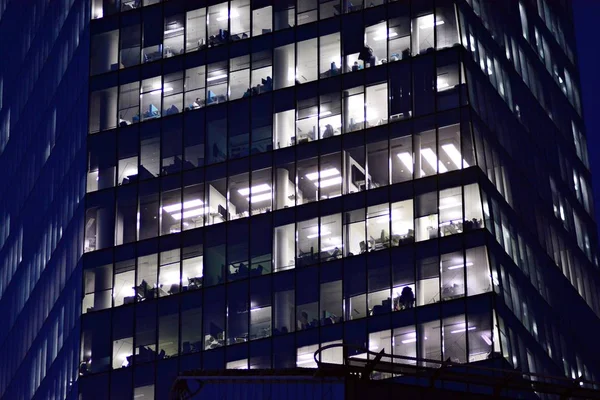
[
  {"x1": 0, "y1": 0, "x2": 90, "y2": 399},
  {"x1": 1, "y1": 0, "x2": 600, "y2": 399}
]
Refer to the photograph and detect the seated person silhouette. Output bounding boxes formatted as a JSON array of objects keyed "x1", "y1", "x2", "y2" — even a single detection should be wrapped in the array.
[
  {"x1": 251, "y1": 264, "x2": 264, "y2": 276},
  {"x1": 330, "y1": 247, "x2": 341, "y2": 259},
  {"x1": 358, "y1": 45, "x2": 376, "y2": 67},
  {"x1": 323, "y1": 124, "x2": 335, "y2": 138},
  {"x1": 135, "y1": 279, "x2": 150, "y2": 300},
  {"x1": 237, "y1": 262, "x2": 249, "y2": 276},
  {"x1": 298, "y1": 311, "x2": 310, "y2": 330},
  {"x1": 398, "y1": 286, "x2": 415, "y2": 309},
  {"x1": 359, "y1": 241, "x2": 367, "y2": 254},
  {"x1": 380, "y1": 229, "x2": 387, "y2": 245},
  {"x1": 182, "y1": 342, "x2": 192, "y2": 354}
]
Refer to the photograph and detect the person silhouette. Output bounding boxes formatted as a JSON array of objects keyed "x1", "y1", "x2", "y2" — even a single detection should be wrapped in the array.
[
  {"x1": 298, "y1": 311, "x2": 309, "y2": 330},
  {"x1": 358, "y1": 45, "x2": 376, "y2": 67},
  {"x1": 399, "y1": 286, "x2": 415, "y2": 309},
  {"x1": 330, "y1": 247, "x2": 341, "y2": 259}
]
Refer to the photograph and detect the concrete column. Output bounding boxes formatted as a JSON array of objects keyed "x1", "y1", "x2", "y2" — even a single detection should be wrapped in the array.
[
  {"x1": 342, "y1": 150, "x2": 348, "y2": 195},
  {"x1": 274, "y1": 2, "x2": 291, "y2": 31},
  {"x1": 94, "y1": 265, "x2": 112, "y2": 310},
  {"x1": 99, "y1": 88, "x2": 117, "y2": 131},
  {"x1": 274, "y1": 110, "x2": 294, "y2": 149},
  {"x1": 98, "y1": 166, "x2": 115, "y2": 191},
  {"x1": 414, "y1": 134, "x2": 422, "y2": 179},
  {"x1": 274, "y1": 45, "x2": 292, "y2": 90},
  {"x1": 96, "y1": 207, "x2": 113, "y2": 250},
  {"x1": 343, "y1": 90, "x2": 350, "y2": 133},
  {"x1": 274, "y1": 291, "x2": 294, "y2": 332},
  {"x1": 115, "y1": 209, "x2": 124, "y2": 245},
  {"x1": 275, "y1": 223, "x2": 290, "y2": 270},
  {"x1": 276, "y1": 167, "x2": 290, "y2": 209},
  {"x1": 92, "y1": 30, "x2": 118, "y2": 73}
]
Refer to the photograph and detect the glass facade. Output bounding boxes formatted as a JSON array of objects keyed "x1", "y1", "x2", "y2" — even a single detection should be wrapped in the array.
[
  {"x1": 2, "y1": 0, "x2": 600, "y2": 399},
  {"x1": 0, "y1": 0, "x2": 89, "y2": 399},
  {"x1": 80, "y1": 1, "x2": 600, "y2": 398}
]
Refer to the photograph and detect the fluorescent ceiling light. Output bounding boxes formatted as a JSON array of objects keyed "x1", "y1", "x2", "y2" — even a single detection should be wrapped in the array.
[
  {"x1": 447, "y1": 262, "x2": 474, "y2": 270},
  {"x1": 397, "y1": 152, "x2": 413, "y2": 173},
  {"x1": 247, "y1": 192, "x2": 271, "y2": 203},
  {"x1": 163, "y1": 86, "x2": 174, "y2": 92},
  {"x1": 216, "y1": 10, "x2": 239, "y2": 21},
  {"x1": 438, "y1": 202, "x2": 462, "y2": 210},
  {"x1": 306, "y1": 111, "x2": 333, "y2": 119},
  {"x1": 442, "y1": 143, "x2": 469, "y2": 168},
  {"x1": 172, "y1": 207, "x2": 209, "y2": 220},
  {"x1": 237, "y1": 184, "x2": 271, "y2": 196},
  {"x1": 481, "y1": 334, "x2": 492, "y2": 346},
  {"x1": 401, "y1": 332, "x2": 425, "y2": 344},
  {"x1": 445, "y1": 143, "x2": 468, "y2": 167},
  {"x1": 207, "y1": 73, "x2": 227, "y2": 82},
  {"x1": 163, "y1": 199, "x2": 204, "y2": 213},
  {"x1": 419, "y1": 15, "x2": 444, "y2": 29},
  {"x1": 373, "y1": 31, "x2": 398, "y2": 41},
  {"x1": 307, "y1": 230, "x2": 331, "y2": 239},
  {"x1": 450, "y1": 326, "x2": 476, "y2": 334},
  {"x1": 306, "y1": 168, "x2": 340, "y2": 181},
  {"x1": 164, "y1": 27, "x2": 184, "y2": 35},
  {"x1": 316, "y1": 176, "x2": 343, "y2": 188},
  {"x1": 421, "y1": 148, "x2": 448, "y2": 173}
]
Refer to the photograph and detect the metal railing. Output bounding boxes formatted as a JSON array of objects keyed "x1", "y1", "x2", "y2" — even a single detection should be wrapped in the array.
[{"x1": 314, "y1": 343, "x2": 600, "y2": 399}]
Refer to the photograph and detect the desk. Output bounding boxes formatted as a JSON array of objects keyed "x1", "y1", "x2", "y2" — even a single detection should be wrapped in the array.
[
  {"x1": 440, "y1": 221, "x2": 463, "y2": 237},
  {"x1": 442, "y1": 284, "x2": 464, "y2": 300},
  {"x1": 391, "y1": 232, "x2": 414, "y2": 246},
  {"x1": 204, "y1": 334, "x2": 225, "y2": 350},
  {"x1": 164, "y1": 47, "x2": 182, "y2": 58},
  {"x1": 333, "y1": 3, "x2": 363, "y2": 14},
  {"x1": 368, "y1": 231, "x2": 390, "y2": 251},
  {"x1": 463, "y1": 218, "x2": 482, "y2": 231},
  {"x1": 143, "y1": 50, "x2": 162, "y2": 63},
  {"x1": 297, "y1": 251, "x2": 317, "y2": 267},
  {"x1": 319, "y1": 248, "x2": 342, "y2": 261},
  {"x1": 228, "y1": 263, "x2": 249, "y2": 281},
  {"x1": 187, "y1": 277, "x2": 202, "y2": 290},
  {"x1": 145, "y1": 286, "x2": 167, "y2": 300},
  {"x1": 121, "y1": 0, "x2": 140, "y2": 11}
]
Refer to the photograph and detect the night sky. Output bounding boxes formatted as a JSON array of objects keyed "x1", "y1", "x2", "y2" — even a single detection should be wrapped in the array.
[{"x1": 573, "y1": 0, "x2": 600, "y2": 240}]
